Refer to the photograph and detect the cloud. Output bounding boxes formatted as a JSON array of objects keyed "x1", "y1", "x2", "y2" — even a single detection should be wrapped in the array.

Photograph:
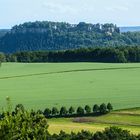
[
  {"x1": 42, "y1": 1, "x2": 77, "y2": 14},
  {"x1": 105, "y1": 6, "x2": 129, "y2": 12}
]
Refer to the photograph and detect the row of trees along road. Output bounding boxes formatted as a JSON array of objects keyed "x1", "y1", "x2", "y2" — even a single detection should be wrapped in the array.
[
  {"x1": 13, "y1": 103, "x2": 113, "y2": 118},
  {"x1": 42, "y1": 103, "x2": 113, "y2": 118}
]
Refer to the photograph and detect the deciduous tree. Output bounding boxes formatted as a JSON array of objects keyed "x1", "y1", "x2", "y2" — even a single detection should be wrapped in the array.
[{"x1": 85, "y1": 105, "x2": 91, "y2": 114}]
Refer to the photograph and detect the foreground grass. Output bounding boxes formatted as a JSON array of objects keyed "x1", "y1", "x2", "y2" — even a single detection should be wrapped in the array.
[
  {"x1": 48, "y1": 108, "x2": 140, "y2": 134},
  {"x1": 0, "y1": 63, "x2": 140, "y2": 110}
]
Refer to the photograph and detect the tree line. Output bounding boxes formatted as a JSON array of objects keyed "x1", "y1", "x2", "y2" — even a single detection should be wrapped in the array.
[
  {"x1": 0, "y1": 21, "x2": 140, "y2": 53},
  {"x1": 50, "y1": 127, "x2": 140, "y2": 140},
  {"x1": 11, "y1": 103, "x2": 113, "y2": 119},
  {"x1": 0, "y1": 46, "x2": 140, "y2": 63},
  {"x1": 43, "y1": 103, "x2": 113, "y2": 118}
]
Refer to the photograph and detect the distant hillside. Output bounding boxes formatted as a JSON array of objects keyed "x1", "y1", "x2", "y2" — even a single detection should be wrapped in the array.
[
  {"x1": 120, "y1": 26, "x2": 140, "y2": 32},
  {"x1": 0, "y1": 29, "x2": 10, "y2": 38},
  {"x1": 0, "y1": 21, "x2": 140, "y2": 53}
]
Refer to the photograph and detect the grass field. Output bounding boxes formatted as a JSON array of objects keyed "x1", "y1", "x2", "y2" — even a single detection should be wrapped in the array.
[
  {"x1": 0, "y1": 63, "x2": 140, "y2": 110},
  {"x1": 48, "y1": 108, "x2": 140, "y2": 134}
]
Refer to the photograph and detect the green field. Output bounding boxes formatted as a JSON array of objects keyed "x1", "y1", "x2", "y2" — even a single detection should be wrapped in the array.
[
  {"x1": 0, "y1": 63, "x2": 140, "y2": 110},
  {"x1": 48, "y1": 108, "x2": 140, "y2": 134}
]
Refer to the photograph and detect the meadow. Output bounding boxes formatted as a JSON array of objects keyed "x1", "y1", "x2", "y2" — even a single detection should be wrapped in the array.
[
  {"x1": 48, "y1": 108, "x2": 140, "y2": 134},
  {"x1": 0, "y1": 62, "x2": 140, "y2": 110}
]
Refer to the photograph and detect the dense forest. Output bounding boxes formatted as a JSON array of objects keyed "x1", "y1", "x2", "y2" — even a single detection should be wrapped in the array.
[
  {"x1": 0, "y1": 46, "x2": 140, "y2": 63},
  {"x1": 0, "y1": 21, "x2": 140, "y2": 53},
  {"x1": 0, "y1": 29, "x2": 9, "y2": 38}
]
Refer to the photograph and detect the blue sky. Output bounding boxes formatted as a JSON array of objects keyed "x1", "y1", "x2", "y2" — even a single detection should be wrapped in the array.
[{"x1": 0, "y1": 0, "x2": 140, "y2": 28}]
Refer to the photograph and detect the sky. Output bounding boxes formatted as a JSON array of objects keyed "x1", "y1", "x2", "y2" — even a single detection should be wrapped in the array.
[{"x1": 0, "y1": 0, "x2": 140, "y2": 29}]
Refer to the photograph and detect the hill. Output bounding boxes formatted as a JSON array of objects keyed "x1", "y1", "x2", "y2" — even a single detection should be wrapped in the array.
[
  {"x1": 120, "y1": 26, "x2": 140, "y2": 32},
  {"x1": 0, "y1": 29, "x2": 10, "y2": 38},
  {"x1": 0, "y1": 21, "x2": 140, "y2": 53}
]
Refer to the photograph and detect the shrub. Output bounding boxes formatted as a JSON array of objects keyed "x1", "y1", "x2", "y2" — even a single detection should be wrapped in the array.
[
  {"x1": 93, "y1": 126, "x2": 135, "y2": 140},
  {"x1": 15, "y1": 104, "x2": 25, "y2": 113},
  {"x1": 36, "y1": 109, "x2": 43, "y2": 114},
  {"x1": 0, "y1": 110, "x2": 49, "y2": 139}
]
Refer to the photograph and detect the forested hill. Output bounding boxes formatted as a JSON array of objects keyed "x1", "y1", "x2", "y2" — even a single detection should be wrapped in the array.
[
  {"x1": 120, "y1": 26, "x2": 140, "y2": 32},
  {"x1": 0, "y1": 29, "x2": 10, "y2": 38},
  {"x1": 0, "y1": 21, "x2": 140, "y2": 53}
]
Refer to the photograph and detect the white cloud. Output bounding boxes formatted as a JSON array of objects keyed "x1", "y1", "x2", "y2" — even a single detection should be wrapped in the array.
[
  {"x1": 106, "y1": 6, "x2": 129, "y2": 12},
  {"x1": 42, "y1": 1, "x2": 78, "y2": 14}
]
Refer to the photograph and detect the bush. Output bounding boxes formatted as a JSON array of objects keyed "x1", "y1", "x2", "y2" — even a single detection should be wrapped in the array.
[
  {"x1": 36, "y1": 109, "x2": 43, "y2": 114},
  {"x1": 0, "y1": 110, "x2": 49, "y2": 139},
  {"x1": 15, "y1": 104, "x2": 25, "y2": 113},
  {"x1": 51, "y1": 127, "x2": 138, "y2": 140},
  {"x1": 93, "y1": 126, "x2": 135, "y2": 140}
]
